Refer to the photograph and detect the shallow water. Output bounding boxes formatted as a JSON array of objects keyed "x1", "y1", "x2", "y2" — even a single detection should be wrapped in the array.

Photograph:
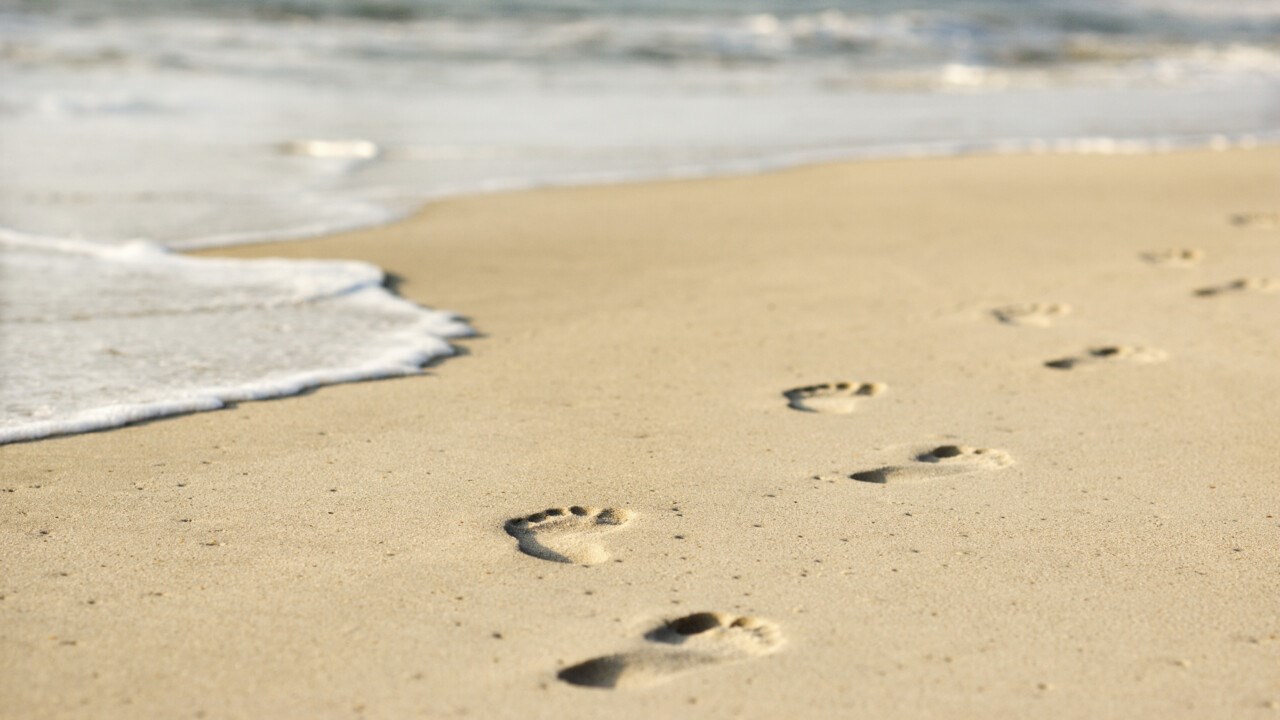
[{"x1": 4, "y1": 1, "x2": 1279, "y2": 246}]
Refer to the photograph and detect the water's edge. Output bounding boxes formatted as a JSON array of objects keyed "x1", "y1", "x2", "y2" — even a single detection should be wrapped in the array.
[{"x1": 168, "y1": 129, "x2": 1279, "y2": 251}]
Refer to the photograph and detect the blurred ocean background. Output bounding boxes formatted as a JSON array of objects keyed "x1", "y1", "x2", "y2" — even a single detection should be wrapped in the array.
[
  {"x1": 2, "y1": 0, "x2": 1278, "y2": 441},
  {"x1": 4, "y1": 0, "x2": 1279, "y2": 245}
]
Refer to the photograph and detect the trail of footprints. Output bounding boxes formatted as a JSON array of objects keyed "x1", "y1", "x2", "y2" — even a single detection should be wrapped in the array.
[{"x1": 503, "y1": 211, "x2": 1270, "y2": 690}]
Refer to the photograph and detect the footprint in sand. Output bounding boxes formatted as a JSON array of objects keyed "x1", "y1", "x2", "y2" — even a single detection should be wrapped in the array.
[
  {"x1": 1044, "y1": 345, "x2": 1167, "y2": 370},
  {"x1": 1194, "y1": 278, "x2": 1278, "y2": 297},
  {"x1": 783, "y1": 382, "x2": 887, "y2": 414},
  {"x1": 504, "y1": 506, "x2": 634, "y2": 566},
  {"x1": 1230, "y1": 212, "x2": 1279, "y2": 229},
  {"x1": 558, "y1": 612, "x2": 783, "y2": 689},
  {"x1": 991, "y1": 302, "x2": 1071, "y2": 327},
  {"x1": 1142, "y1": 248, "x2": 1203, "y2": 267},
  {"x1": 846, "y1": 444, "x2": 1013, "y2": 485}
]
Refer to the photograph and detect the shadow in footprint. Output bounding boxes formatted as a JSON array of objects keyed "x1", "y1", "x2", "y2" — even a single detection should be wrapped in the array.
[
  {"x1": 783, "y1": 382, "x2": 886, "y2": 414},
  {"x1": 848, "y1": 444, "x2": 1012, "y2": 484},
  {"x1": 504, "y1": 506, "x2": 634, "y2": 566},
  {"x1": 558, "y1": 612, "x2": 783, "y2": 690},
  {"x1": 1045, "y1": 345, "x2": 1166, "y2": 370}
]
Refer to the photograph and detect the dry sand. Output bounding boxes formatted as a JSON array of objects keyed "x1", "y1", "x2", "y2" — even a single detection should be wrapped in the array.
[{"x1": 2, "y1": 149, "x2": 1278, "y2": 718}]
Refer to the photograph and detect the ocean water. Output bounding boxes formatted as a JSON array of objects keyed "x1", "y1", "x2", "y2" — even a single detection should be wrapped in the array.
[{"x1": 2, "y1": 0, "x2": 1279, "y2": 442}]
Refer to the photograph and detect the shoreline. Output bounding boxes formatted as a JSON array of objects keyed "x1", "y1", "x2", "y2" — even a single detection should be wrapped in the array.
[
  {"x1": 5, "y1": 140, "x2": 1278, "y2": 448},
  {"x1": 3, "y1": 148, "x2": 1278, "y2": 718},
  {"x1": 168, "y1": 130, "x2": 1280, "y2": 252}
]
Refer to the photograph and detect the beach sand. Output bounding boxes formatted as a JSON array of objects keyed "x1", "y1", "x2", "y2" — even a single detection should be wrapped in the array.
[{"x1": 3, "y1": 148, "x2": 1278, "y2": 718}]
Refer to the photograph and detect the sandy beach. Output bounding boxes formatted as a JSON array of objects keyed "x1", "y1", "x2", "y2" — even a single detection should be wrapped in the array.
[{"x1": 2, "y1": 148, "x2": 1278, "y2": 718}]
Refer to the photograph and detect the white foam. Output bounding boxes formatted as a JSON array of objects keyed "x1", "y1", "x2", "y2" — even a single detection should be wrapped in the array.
[{"x1": 0, "y1": 230, "x2": 470, "y2": 444}]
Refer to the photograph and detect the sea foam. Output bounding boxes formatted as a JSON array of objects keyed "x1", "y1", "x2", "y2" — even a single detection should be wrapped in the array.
[{"x1": 0, "y1": 231, "x2": 470, "y2": 444}]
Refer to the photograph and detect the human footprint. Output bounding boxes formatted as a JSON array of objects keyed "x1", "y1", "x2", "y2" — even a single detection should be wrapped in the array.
[
  {"x1": 558, "y1": 612, "x2": 783, "y2": 689},
  {"x1": 504, "y1": 506, "x2": 634, "y2": 565}
]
